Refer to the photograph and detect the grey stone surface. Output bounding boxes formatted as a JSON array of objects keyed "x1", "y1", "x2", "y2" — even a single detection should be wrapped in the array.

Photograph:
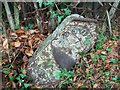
[{"x1": 27, "y1": 14, "x2": 97, "y2": 87}]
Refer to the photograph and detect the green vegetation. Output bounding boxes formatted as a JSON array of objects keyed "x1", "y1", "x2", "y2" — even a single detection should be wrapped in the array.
[{"x1": 1, "y1": 1, "x2": 119, "y2": 89}]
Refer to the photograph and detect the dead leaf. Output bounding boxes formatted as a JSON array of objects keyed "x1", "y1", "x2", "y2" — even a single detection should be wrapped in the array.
[
  {"x1": 90, "y1": 53, "x2": 95, "y2": 58},
  {"x1": 22, "y1": 69, "x2": 26, "y2": 74},
  {"x1": 18, "y1": 4, "x2": 21, "y2": 10},
  {"x1": 3, "y1": 39, "x2": 8, "y2": 50},
  {"x1": 25, "y1": 48, "x2": 33, "y2": 56},
  {"x1": 20, "y1": 35, "x2": 28, "y2": 38},
  {"x1": 10, "y1": 42, "x2": 15, "y2": 46},
  {"x1": 0, "y1": 61, "x2": 2, "y2": 66},
  {"x1": 77, "y1": 82, "x2": 83, "y2": 88},
  {"x1": 10, "y1": 33, "x2": 18, "y2": 38},
  {"x1": 85, "y1": 68, "x2": 89, "y2": 73},
  {"x1": 23, "y1": 55, "x2": 28, "y2": 62},
  {"x1": 35, "y1": 85, "x2": 40, "y2": 88},
  {"x1": 20, "y1": 26, "x2": 24, "y2": 30},
  {"x1": 28, "y1": 29, "x2": 39, "y2": 34},
  {"x1": 10, "y1": 40, "x2": 21, "y2": 47},
  {"x1": 105, "y1": 64, "x2": 111, "y2": 69},
  {"x1": 108, "y1": 49, "x2": 118, "y2": 59},
  {"x1": 15, "y1": 41, "x2": 21, "y2": 47},
  {"x1": 101, "y1": 51, "x2": 106, "y2": 55},
  {"x1": 93, "y1": 83, "x2": 98, "y2": 88},
  {"x1": 28, "y1": 39, "x2": 33, "y2": 48},
  {"x1": 12, "y1": 81, "x2": 16, "y2": 88},
  {"x1": 16, "y1": 29, "x2": 26, "y2": 36},
  {"x1": 73, "y1": 75, "x2": 77, "y2": 81}
]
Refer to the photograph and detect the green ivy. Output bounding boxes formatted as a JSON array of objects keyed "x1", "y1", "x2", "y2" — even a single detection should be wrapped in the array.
[
  {"x1": 64, "y1": 8, "x2": 71, "y2": 15},
  {"x1": 106, "y1": 47, "x2": 112, "y2": 52},
  {"x1": 28, "y1": 23, "x2": 34, "y2": 29},
  {"x1": 110, "y1": 59, "x2": 118, "y2": 64},
  {"x1": 3, "y1": 69, "x2": 9, "y2": 75},
  {"x1": 57, "y1": 15, "x2": 63, "y2": 23},
  {"x1": 24, "y1": 83, "x2": 30, "y2": 88}
]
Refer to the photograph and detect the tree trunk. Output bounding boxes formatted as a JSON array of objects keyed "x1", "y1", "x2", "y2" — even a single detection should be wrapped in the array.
[
  {"x1": 3, "y1": 1, "x2": 15, "y2": 30},
  {"x1": 14, "y1": 2, "x2": 19, "y2": 27}
]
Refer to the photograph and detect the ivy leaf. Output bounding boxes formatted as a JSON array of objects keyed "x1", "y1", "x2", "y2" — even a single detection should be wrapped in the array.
[
  {"x1": 63, "y1": 70, "x2": 74, "y2": 78},
  {"x1": 86, "y1": 71, "x2": 91, "y2": 77},
  {"x1": 104, "y1": 71, "x2": 110, "y2": 76},
  {"x1": 9, "y1": 76, "x2": 14, "y2": 80},
  {"x1": 3, "y1": 70, "x2": 9, "y2": 75},
  {"x1": 99, "y1": 54, "x2": 106, "y2": 61},
  {"x1": 64, "y1": 8, "x2": 71, "y2": 15},
  {"x1": 14, "y1": 25, "x2": 20, "y2": 30},
  {"x1": 20, "y1": 74, "x2": 26, "y2": 79},
  {"x1": 111, "y1": 59, "x2": 118, "y2": 64},
  {"x1": 53, "y1": 70, "x2": 61, "y2": 79},
  {"x1": 20, "y1": 88, "x2": 24, "y2": 90},
  {"x1": 20, "y1": 68, "x2": 24, "y2": 72},
  {"x1": 99, "y1": 70, "x2": 103, "y2": 74},
  {"x1": 103, "y1": 36, "x2": 107, "y2": 42},
  {"x1": 51, "y1": 11, "x2": 57, "y2": 18},
  {"x1": 24, "y1": 26, "x2": 29, "y2": 31},
  {"x1": 106, "y1": 47, "x2": 112, "y2": 52},
  {"x1": 62, "y1": 81, "x2": 69, "y2": 84},
  {"x1": 92, "y1": 55, "x2": 98, "y2": 63},
  {"x1": 48, "y1": 60, "x2": 53, "y2": 66},
  {"x1": 81, "y1": 85, "x2": 86, "y2": 88},
  {"x1": 38, "y1": 0, "x2": 43, "y2": 7},
  {"x1": 110, "y1": 35, "x2": 117, "y2": 41},
  {"x1": 95, "y1": 41, "x2": 103, "y2": 50},
  {"x1": 28, "y1": 23, "x2": 34, "y2": 29},
  {"x1": 16, "y1": 76, "x2": 22, "y2": 82},
  {"x1": 112, "y1": 76, "x2": 118, "y2": 81},
  {"x1": 86, "y1": 69, "x2": 93, "y2": 77},
  {"x1": 57, "y1": 16, "x2": 63, "y2": 23},
  {"x1": 24, "y1": 83, "x2": 29, "y2": 88},
  {"x1": 84, "y1": 38, "x2": 91, "y2": 45},
  {"x1": 44, "y1": 2, "x2": 54, "y2": 7}
]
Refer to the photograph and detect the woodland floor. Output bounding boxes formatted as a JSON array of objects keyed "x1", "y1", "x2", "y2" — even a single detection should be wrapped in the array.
[{"x1": 1, "y1": 10, "x2": 120, "y2": 89}]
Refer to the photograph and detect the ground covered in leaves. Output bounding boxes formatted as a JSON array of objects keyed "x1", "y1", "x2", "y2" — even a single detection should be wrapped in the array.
[{"x1": 1, "y1": 9, "x2": 120, "y2": 89}]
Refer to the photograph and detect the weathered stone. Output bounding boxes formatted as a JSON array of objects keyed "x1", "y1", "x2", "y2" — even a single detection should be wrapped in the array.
[{"x1": 27, "y1": 14, "x2": 97, "y2": 87}]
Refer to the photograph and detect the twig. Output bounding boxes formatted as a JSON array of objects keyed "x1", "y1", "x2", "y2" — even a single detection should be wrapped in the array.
[
  {"x1": 109, "y1": 3, "x2": 120, "y2": 11},
  {"x1": 72, "y1": 1, "x2": 80, "y2": 8},
  {"x1": 108, "y1": 1, "x2": 120, "y2": 20},
  {"x1": 97, "y1": 0, "x2": 103, "y2": 6},
  {"x1": 54, "y1": 2, "x2": 62, "y2": 15},
  {"x1": 14, "y1": 2, "x2": 20, "y2": 26},
  {"x1": 102, "y1": 1, "x2": 119, "y2": 35},
  {"x1": 3, "y1": 1, "x2": 15, "y2": 30},
  {"x1": 106, "y1": 10, "x2": 112, "y2": 35},
  {"x1": 33, "y1": 2, "x2": 43, "y2": 32},
  {"x1": 9, "y1": 44, "x2": 24, "y2": 69}
]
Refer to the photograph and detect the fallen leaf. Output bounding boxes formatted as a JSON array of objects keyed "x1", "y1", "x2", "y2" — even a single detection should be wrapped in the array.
[
  {"x1": 10, "y1": 33, "x2": 18, "y2": 38},
  {"x1": 20, "y1": 35, "x2": 28, "y2": 38},
  {"x1": 22, "y1": 69, "x2": 26, "y2": 74},
  {"x1": 25, "y1": 48, "x2": 33, "y2": 56},
  {"x1": 101, "y1": 51, "x2": 106, "y2": 55},
  {"x1": 28, "y1": 29, "x2": 39, "y2": 34},
  {"x1": 16, "y1": 29, "x2": 26, "y2": 36},
  {"x1": 12, "y1": 81, "x2": 16, "y2": 88},
  {"x1": 73, "y1": 75, "x2": 77, "y2": 81},
  {"x1": 14, "y1": 41, "x2": 21, "y2": 47},
  {"x1": 0, "y1": 61, "x2": 2, "y2": 66},
  {"x1": 93, "y1": 83, "x2": 98, "y2": 88},
  {"x1": 3, "y1": 39, "x2": 8, "y2": 50},
  {"x1": 28, "y1": 39, "x2": 33, "y2": 48},
  {"x1": 90, "y1": 53, "x2": 95, "y2": 58},
  {"x1": 23, "y1": 55, "x2": 28, "y2": 62},
  {"x1": 77, "y1": 82, "x2": 83, "y2": 88}
]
